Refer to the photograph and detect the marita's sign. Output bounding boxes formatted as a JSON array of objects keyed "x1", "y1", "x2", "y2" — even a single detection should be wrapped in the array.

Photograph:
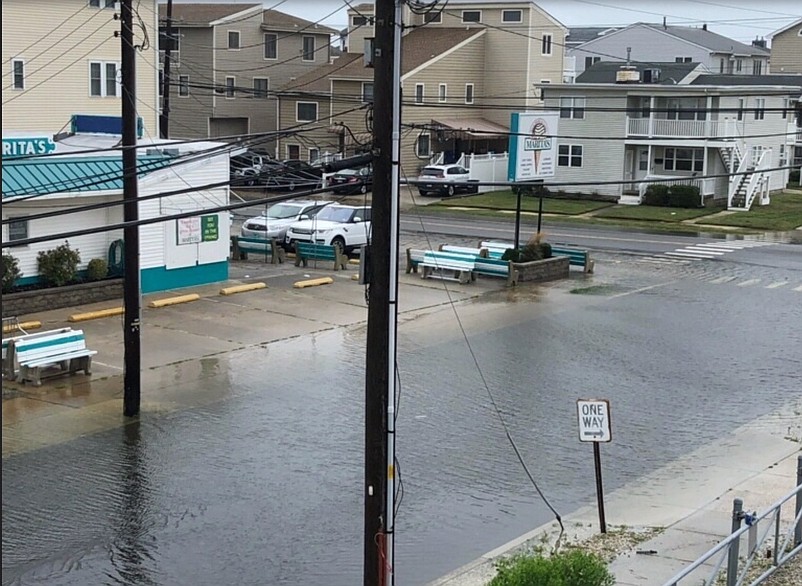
[{"x1": 2, "y1": 137, "x2": 57, "y2": 157}]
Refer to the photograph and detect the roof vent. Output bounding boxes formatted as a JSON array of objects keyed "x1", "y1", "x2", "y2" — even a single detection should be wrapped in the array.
[{"x1": 616, "y1": 66, "x2": 640, "y2": 83}]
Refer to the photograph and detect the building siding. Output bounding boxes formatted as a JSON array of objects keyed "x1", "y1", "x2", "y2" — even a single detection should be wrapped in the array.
[
  {"x1": 2, "y1": 0, "x2": 158, "y2": 137},
  {"x1": 770, "y1": 26, "x2": 802, "y2": 73}
]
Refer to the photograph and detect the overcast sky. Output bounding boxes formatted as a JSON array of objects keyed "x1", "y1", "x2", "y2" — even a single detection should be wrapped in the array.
[{"x1": 173, "y1": 1, "x2": 801, "y2": 43}]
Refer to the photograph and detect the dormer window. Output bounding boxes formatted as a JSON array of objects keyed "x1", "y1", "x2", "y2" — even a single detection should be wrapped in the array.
[
  {"x1": 462, "y1": 10, "x2": 481, "y2": 23},
  {"x1": 353, "y1": 15, "x2": 368, "y2": 26}
]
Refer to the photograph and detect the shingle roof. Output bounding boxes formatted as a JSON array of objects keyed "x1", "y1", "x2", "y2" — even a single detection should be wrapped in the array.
[
  {"x1": 280, "y1": 27, "x2": 484, "y2": 92},
  {"x1": 576, "y1": 61, "x2": 701, "y2": 84},
  {"x1": 566, "y1": 27, "x2": 619, "y2": 46},
  {"x1": 643, "y1": 23, "x2": 771, "y2": 56},
  {"x1": 691, "y1": 74, "x2": 802, "y2": 87},
  {"x1": 262, "y1": 9, "x2": 337, "y2": 35},
  {"x1": 159, "y1": 3, "x2": 259, "y2": 26}
]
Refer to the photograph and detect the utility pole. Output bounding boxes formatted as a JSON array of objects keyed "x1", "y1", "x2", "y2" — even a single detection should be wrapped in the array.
[
  {"x1": 159, "y1": 0, "x2": 174, "y2": 139},
  {"x1": 364, "y1": 0, "x2": 400, "y2": 584},
  {"x1": 121, "y1": 0, "x2": 142, "y2": 417}
]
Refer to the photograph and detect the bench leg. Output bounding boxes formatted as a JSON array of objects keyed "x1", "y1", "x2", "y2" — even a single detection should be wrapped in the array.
[{"x1": 70, "y1": 356, "x2": 92, "y2": 376}]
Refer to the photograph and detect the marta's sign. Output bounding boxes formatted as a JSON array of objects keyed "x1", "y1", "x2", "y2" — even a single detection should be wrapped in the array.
[
  {"x1": 507, "y1": 111, "x2": 559, "y2": 181},
  {"x1": 2, "y1": 137, "x2": 57, "y2": 157}
]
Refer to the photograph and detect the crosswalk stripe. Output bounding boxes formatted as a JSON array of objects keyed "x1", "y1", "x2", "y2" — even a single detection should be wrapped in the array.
[
  {"x1": 665, "y1": 251, "x2": 719, "y2": 258},
  {"x1": 710, "y1": 276, "x2": 738, "y2": 284},
  {"x1": 794, "y1": 285, "x2": 802, "y2": 292},
  {"x1": 682, "y1": 247, "x2": 726, "y2": 255},
  {"x1": 766, "y1": 282, "x2": 788, "y2": 289},
  {"x1": 737, "y1": 279, "x2": 761, "y2": 287}
]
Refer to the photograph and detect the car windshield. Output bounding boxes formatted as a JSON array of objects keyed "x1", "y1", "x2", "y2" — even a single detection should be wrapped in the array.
[
  {"x1": 420, "y1": 168, "x2": 443, "y2": 177},
  {"x1": 315, "y1": 206, "x2": 356, "y2": 223},
  {"x1": 263, "y1": 203, "x2": 304, "y2": 219},
  {"x1": 335, "y1": 169, "x2": 360, "y2": 177}
]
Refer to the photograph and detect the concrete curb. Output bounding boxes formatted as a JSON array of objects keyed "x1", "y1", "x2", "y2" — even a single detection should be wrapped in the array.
[
  {"x1": 293, "y1": 277, "x2": 334, "y2": 288},
  {"x1": 3, "y1": 321, "x2": 42, "y2": 333},
  {"x1": 219, "y1": 283, "x2": 267, "y2": 296},
  {"x1": 147, "y1": 293, "x2": 201, "y2": 308},
  {"x1": 68, "y1": 307, "x2": 124, "y2": 322}
]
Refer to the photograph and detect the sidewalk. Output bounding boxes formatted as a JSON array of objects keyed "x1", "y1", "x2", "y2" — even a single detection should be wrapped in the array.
[{"x1": 431, "y1": 398, "x2": 802, "y2": 586}]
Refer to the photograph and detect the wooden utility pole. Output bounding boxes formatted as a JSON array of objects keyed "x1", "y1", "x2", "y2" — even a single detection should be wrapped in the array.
[
  {"x1": 159, "y1": 0, "x2": 174, "y2": 138},
  {"x1": 364, "y1": 0, "x2": 397, "y2": 584},
  {"x1": 121, "y1": 0, "x2": 141, "y2": 417}
]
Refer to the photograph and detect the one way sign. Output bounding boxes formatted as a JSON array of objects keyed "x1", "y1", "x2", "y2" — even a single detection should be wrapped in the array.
[{"x1": 577, "y1": 399, "x2": 611, "y2": 443}]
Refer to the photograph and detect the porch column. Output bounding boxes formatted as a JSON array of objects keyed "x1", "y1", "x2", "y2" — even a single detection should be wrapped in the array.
[
  {"x1": 706, "y1": 95, "x2": 712, "y2": 136},
  {"x1": 648, "y1": 96, "x2": 655, "y2": 137},
  {"x1": 701, "y1": 145, "x2": 709, "y2": 205}
]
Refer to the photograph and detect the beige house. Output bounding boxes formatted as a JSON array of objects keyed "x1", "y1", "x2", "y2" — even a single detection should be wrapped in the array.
[
  {"x1": 158, "y1": 2, "x2": 336, "y2": 150},
  {"x1": 769, "y1": 18, "x2": 802, "y2": 74},
  {"x1": 2, "y1": 0, "x2": 159, "y2": 137},
  {"x1": 276, "y1": 0, "x2": 566, "y2": 173}
]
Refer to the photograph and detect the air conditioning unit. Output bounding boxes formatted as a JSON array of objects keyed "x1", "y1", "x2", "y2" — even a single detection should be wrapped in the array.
[{"x1": 616, "y1": 66, "x2": 640, "y2": 83}]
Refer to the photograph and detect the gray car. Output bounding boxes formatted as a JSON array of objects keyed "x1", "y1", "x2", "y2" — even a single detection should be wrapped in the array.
[{"x1": 240, "y1": 199, "x2": 332, "y2": 251}]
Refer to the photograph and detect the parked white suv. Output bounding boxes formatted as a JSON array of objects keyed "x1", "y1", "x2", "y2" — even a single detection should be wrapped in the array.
[
  {"x1": 416, "y1": 164, "x2": 477, "y2": 197},
  {"x1": 284, "y1": 204, "x2": 372, "y2": 254},
  {"x1": 241, "y1": 199, "x2": 332, "y2": 250}
]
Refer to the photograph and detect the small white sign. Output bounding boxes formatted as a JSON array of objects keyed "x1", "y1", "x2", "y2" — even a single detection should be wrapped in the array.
[
  {"x1": 577, "y1": 399, "x2": 611, "y2": 443},
  {"x1": 177, "y1": 217, "x2": 201, "y2": 245}
]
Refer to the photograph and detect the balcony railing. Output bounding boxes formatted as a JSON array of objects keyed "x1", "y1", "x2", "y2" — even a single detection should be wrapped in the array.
[{"x1": 627, "y1": 117, "x2": 739, "y2": 139}]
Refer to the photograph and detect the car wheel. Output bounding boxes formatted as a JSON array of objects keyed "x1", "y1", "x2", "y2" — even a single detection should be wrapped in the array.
[
  {"x1": 446, "y1": 185, "x2": 455, "y2": 197},
  {"x1": 418, "y1": 190, "x2": 428, "y2": 196},
  {"x1": 359, "y1": 183, "x2": 368, "y2": 195},
  {"x1": 331, "y1": 236, "x2": 347, "y2": 255}
]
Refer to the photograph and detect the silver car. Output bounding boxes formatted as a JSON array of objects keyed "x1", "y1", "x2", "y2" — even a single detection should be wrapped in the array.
[{"x1": 240, "y1": 199, "x2": 332, "y2": 251}]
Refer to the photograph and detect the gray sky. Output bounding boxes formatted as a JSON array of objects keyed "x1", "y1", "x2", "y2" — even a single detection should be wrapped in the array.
[{"x1": 174, "y1": 0, "x2": 801, "y2": 43}]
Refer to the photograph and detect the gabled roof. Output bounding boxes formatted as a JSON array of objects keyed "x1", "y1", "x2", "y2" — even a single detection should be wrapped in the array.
[
  {"x1": 566, "y1": 26, "x2": 620, "y2": 46},
  {"x1": 2, "y1": 156, "x2": 175, "y2": 199},
  {"x1": 576, "y1": 61, "x2": 702, "y2": 84},
  {"x1": 769, "y1": 17, "x2": 802, "y2": 39},
  {"x1": 691, "y1": 74, "x2": 802, "y2": 88},
  {"x1": 279, "y1": 27, "x2": 484, "y2": 92},
  {"x1": 262, "y1": 9, "x2": 337, "y2": 35},
  {"x1": 159, "y1": 3, "x2": 260, "y2": 26}
]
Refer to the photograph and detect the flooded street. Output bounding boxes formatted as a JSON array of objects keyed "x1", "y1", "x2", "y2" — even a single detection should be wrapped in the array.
[{"x1": 3, "y1": 257, "x2": 802, "y2": 585}]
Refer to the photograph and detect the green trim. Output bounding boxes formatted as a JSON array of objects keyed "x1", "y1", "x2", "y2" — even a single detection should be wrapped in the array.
[
  {"x1": 18, "y1": 333, "x2": 84, "y2": 352},
  {"x1": 507, "y1": 112, "x2": 519, "y2": 181},
  {"x1": 141, "y1": 261, "x2": 228, "y2": 294}
]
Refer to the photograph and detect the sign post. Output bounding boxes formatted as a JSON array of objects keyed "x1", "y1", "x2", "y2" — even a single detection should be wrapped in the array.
[{"x1": 577, "y1": 399, "x2": 611, "y2": 534}]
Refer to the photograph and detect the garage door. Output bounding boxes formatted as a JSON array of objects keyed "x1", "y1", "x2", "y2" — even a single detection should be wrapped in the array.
[{"x1": 209, "y1": 117, "x2": 248, "y2": 139}]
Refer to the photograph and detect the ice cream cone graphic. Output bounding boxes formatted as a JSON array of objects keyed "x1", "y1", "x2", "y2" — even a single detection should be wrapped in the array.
[{"x1": 531, "y1": 119, "x2": 548, "y2": 174}]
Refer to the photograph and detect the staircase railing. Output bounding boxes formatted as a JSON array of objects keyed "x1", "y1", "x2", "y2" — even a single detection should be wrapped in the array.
[
  {"x1": 727, "y1": 148, "x2": 750, "y2": 208},
  {"x1": 742, "y1": 148, "x2": 772, "y2": 210}
]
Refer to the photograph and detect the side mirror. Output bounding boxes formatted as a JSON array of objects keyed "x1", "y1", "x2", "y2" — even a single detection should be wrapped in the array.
[
  {"x1": 353, "y1": 217, "x2": 362, "y2": 223},
  {"x1": 299, "y1": 214, "x2": 310, "y2": 220}
]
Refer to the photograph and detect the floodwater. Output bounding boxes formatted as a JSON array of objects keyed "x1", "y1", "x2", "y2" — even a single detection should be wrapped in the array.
[{"x1": 3, "y1": 269, "x2": 802, "y2": 585}]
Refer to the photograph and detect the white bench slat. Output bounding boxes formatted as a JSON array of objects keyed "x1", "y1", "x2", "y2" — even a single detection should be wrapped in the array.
[{"x1": 22, "y1": 349, "x2": 97, "y2": 369}]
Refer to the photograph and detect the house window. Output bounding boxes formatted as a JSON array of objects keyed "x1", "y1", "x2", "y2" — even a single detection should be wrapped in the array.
[
  {"x1": 416, "y1": 133, "x2": 431, "y2": 158},
  {"x1": 584, "y1": 56, "x2": 600, "y2": 69},
  {"x1": 735, "y1": 58, "x2": 743, "y2": 73},
  {"x1": 264, "y1": 34, "x2": 277, "y2": 59},
  {"x1": 362, "y1": 82, "x2": 374, "y2": 103},
  {"x1": 559, "y1": 96, "x2": 585, "y2": 119},
  {"x1": 297, "y1": 101, "x2": 318, "y2": 121},
  {"x1": 253, "y1": 77, "x2": 268, "y2": 99},
  {"x1": 309, "y1": 148, "x2": 320, "y2": 163},
  {"x1": 225, "y1": 76, "x2": 235, "y2": 98},
  {"x1": 12, "y1": 59, "x2": 24, "y2": 90},
  {"x1": 664, "y1": 148, "x2": 704, "y2": 172},
  {"x1": 415, "y1": 83, "x2": 424, "y2": 104},
  {"x1": 737, "y1": 98, "x2": 746, "y2": 120},
  {"x1": 424, "y1": 11, "x2": 441, "y2": 23},
  {"x1": 462, "y1": 10, "x2": 481, "y2": 23},
  {"x1": 782, "y1": 98, "x2": 790, "y2": 119},
  {"x1": 159, "y1": 27, "x2": 180, "y2": 55},
  {"x1": 89, "y1": 0, "x2": 116, "y2": 7},
  {"x1": 558, "y1": 144, "x2": 583, "y2": 167},
  {"x1": 754, "y1": 98, "x2": 765, "y2": 120},
  {"x1": 89, "y1": 61, "x2": 119, "y2": 97},
  {"x1": 541, "y1": 33, "x2": 553, "y2": 55},
  {"x1": 228, "y1": 31, "x2": 240, "y2": 50},
  {"x1": 302, "y1": 36, "x2": 315, "y2": 61},
  {"x1": 352, "y1": 15, "x2": 368, "y2": 26},
  {"x1": 179, "y1": 74, "x2": 190, "y2": 96},
  {"x1": 438, "y1": 83, "x2": 447, "y2": 102},
  {"x1": 502, "y1": 10, "x2": 522, "y2": 23},
  {"x1": 286, "y1": 144, "x2": 300, "y2": 159},
  {"x1": 159, "y1": 69, "x2": 163, "y2": 96},
  {"x1": 719, "y1": 58, "x2": 725, "y2": 73},
  {"x1": 465, "y1": 83, "x2": 474, "y2": 104},
  {"x1": 752, "y1": 60, "x2": 762, "y2": 75},
  {"x1": 7, "y1": 218, "x2": 28, "y2": 244},
  {"x1": 674, "y1": 57, "x2": 692, "y2": 63}
]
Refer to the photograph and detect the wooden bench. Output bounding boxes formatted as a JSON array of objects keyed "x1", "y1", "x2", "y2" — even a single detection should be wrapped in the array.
[
  {"x1": 294, "y1": 241, "x2": 348, "y2": 271},
  {"x1": 420, "y1": 251, "x2": 475, "y2": 284},
  {"x1": 550, "y1": 246, "x2": 594, "y2": 274},
  {"x1": 473, "y1": 257, "x2": 519, "y2": 286},
  {"x1": 405, "y1": 248, "x2": 426, "y2": 274},
  {"x1": 231, "y1": 235, "x2": 286, "y2": 264},
  {"x1": 14, "y1": 329, "x2": 96, "y2": 386},
  {"x1": 3, "y1": 327, "x2": 74, "y2": 380}
]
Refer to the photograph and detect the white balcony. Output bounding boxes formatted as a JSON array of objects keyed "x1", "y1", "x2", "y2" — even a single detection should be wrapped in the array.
[{"x1": 627, "y1": 117, "x2": 737, "y2": 139}]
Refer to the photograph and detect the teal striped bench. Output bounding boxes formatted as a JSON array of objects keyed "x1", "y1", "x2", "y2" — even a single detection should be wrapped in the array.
[
  {"x1": 420, "y1": 251, "x2": 475, "y2": 284},
  {"x1": 231, "y1": 235, "x2": 285, "y2": 264},
  {"x1": 15, "y1": 329, "x2": 96, "y2": 386},
  {"x1": 480, "y1": 240, "x2": 594, "y2": 274},
  {"x1": 3, "y1": 327, "x2": 74, "y2": 380},
  {"x1": 405, "y1": 248, "x2": 426, "y2": 274},
  {"x1": 473, "y1": 257, "x2": 519, "y2": 286},
  {"x1": 294, "y1": 241, "x2": 348, "y2": 271}
]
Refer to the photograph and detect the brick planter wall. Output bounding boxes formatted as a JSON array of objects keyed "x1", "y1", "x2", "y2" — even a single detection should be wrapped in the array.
[
  {"x1": 512, "y1": 256, "x2": 569, "y2": 283},
  {"x1": 2, "y1": 279, "x2": 124, "y2": 318}
]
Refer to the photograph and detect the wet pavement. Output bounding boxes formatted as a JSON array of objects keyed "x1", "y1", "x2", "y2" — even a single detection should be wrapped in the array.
[{"x1": 2, "y1": 238, "x2": 802, "y2": 585}]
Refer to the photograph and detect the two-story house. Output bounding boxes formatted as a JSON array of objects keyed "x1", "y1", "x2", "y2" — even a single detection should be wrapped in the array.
[
  {"x1": 568, "y1": 22, "x2": 771, "y2": 79},
  {"x1": 158, "y1": 2, "x2": 336, "y2": 151},
  {"x1": 537, "y1": 62, "x2": 801, "y2": 211},
  {"x1": 275, "y1": 0, "x2": 566, "y2": 177},
  {"x1": 3, "y1": 0, "x2": 233, "y2": 293},
  {"x1": 769, "y1": 18, "x2": 802, "y2": 74}
]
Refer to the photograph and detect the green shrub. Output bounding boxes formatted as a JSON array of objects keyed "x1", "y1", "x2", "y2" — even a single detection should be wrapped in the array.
[
  {"x1": 501, "y1": 235, "x2": 552, "y2": 263},
  {"x1": 667, "y1": 184, "x2": 701, "y2": 208},
  {"x1": 642, "y1": 184, "x2": 670, "y2": 206},
  {"x1": 2, "y1": 253, "x2": 22, "y2": 293},
  {"x1": 37, "y1": 242, "x2": 81, "y2": 287},
  {"x1": 86, "y1": 258, "x2": 108, "y2": 281},
  {"x1": 490, "y1": 550, "x2": 614, "y2": 586},
  {"x1": 788, "y1": 169, "x2": 800, "y2": 185}
]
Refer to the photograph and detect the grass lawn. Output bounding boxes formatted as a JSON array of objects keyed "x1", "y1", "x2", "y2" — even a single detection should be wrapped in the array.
[
  {"x1": 435, "y1": 191, "x2": 612, "y2": 215},
  {"x1": 593, "y1": 205, "x2": 717, "y2": 222},
  {"x1": 695, "y1": 192, "x2": 802, "y2": 231}
]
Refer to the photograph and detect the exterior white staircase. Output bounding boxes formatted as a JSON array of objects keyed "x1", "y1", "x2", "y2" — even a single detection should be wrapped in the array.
[{"x1": 723, "y1": 143, "x2": 772, "y2": 211}]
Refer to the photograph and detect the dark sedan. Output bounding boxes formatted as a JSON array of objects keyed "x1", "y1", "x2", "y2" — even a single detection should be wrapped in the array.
[
  {"x1": 328, "y1": 167, "x2": 373, "y2": 195},
  {"x1": 258, "y1": 160, "x2": 323, "y2": 192}
]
